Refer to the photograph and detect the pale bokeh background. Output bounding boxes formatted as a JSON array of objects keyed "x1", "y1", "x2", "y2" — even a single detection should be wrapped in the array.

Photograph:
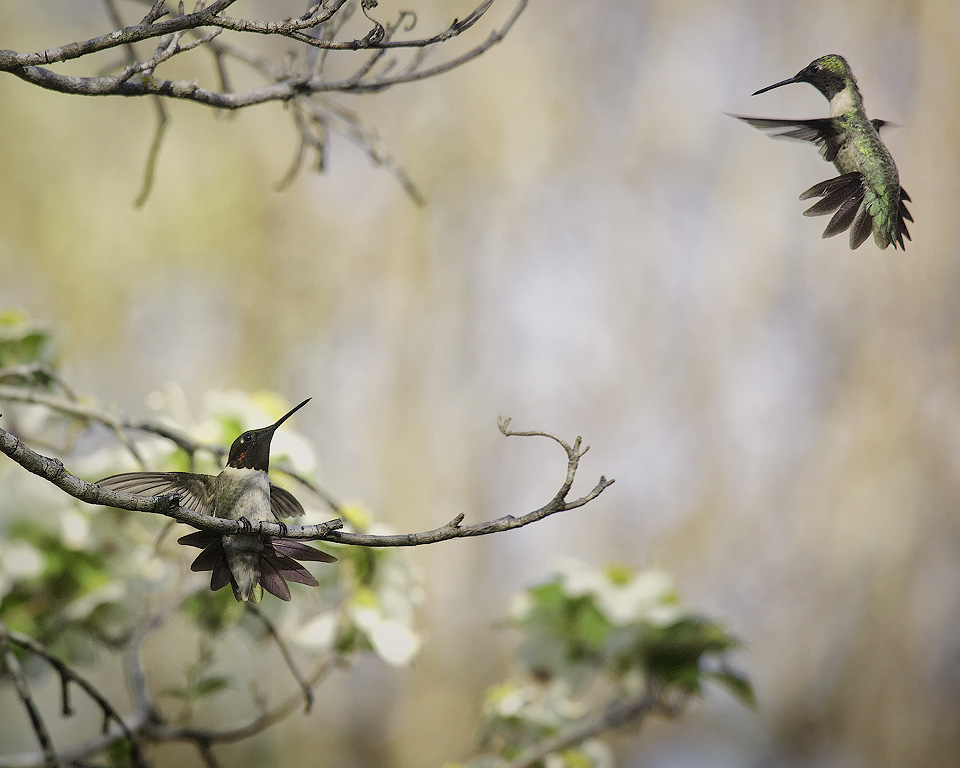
[{"x1": 2, "y1": 0, "x2": 960, "y2": 766}]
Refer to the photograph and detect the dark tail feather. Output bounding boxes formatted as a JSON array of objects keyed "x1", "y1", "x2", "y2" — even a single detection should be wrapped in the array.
[
  {"x1": 273, "y1": 555, "x2": 321, "y2": 586},
  {"x1": 259, "y1": 558, "x2": 292, "y2": 601},
  {"x1": 893, "y1": 188, "x2": 912, "y2": 250},
  {"x1": 210, "y1": 558, "x2": 233, "y2": 592},
  {"x1": 179, "y1": 530, "x2": 335, "y2": 601},
  {"x1": 849, "y1": 203, "x2": 874, "y2": 249},
  {"x1": 273, "y1": 539, "x2": 338, "y2": 563},
  {"x1": 803, "y1": 183, "x2": 858, "y2": 216},
  {"x1": 799, "y1": 172, "x2": 862, "y2": 201},
  {"x1": 190, "y1": 545, "x2": 224, "y2": 572},
  {"x1": 177, "y1": 530, "x2": 219, "y2": 548},
  {"x1": 822, "y1": 195, "x2": 863, "y2": 238},
  {"x1": 799, "y1": 173, "x2": 886, "y2": 249}
]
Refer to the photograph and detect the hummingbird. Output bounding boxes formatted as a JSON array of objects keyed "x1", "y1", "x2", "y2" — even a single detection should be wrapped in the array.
[
  {"x1": 730, "y1": 54, "x2": 912, "y2": 250},
  {"x1": 96, "y1": 398, "x2": 337, "y2": 603}
]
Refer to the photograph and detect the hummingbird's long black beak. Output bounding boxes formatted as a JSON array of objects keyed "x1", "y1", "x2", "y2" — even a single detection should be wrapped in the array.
[
  {"x1": 752, "y1": 76, "x2": 800, "y2": 96},
  {"x1": 269, "y1": 398, "x2": 311, "y2": 431}
]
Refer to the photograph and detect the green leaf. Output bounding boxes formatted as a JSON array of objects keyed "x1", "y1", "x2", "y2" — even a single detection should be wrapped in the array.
[
  {"x1": 0, "y1": 310, "x2": 55, "y2": 368},
  {"x1": 158, "y1": 686, "x2": 191, "y2": 701},
  {"x1": 707, "y1": 668, "x2": 756, "y2": 709},
  {"x1": 181, "y1": 588, "x2": 245, "y2": 634},
  {"x1": 194, "y1": 675, "x2": 232, "y2": 698},
  {"x1": 525, "y1": 580, "x2": 567, "y2": 618},
  {"x1": 105, "y1": 737, "x2": 136, "y2": 768},
  {"x1": 559, "y1": 748, "x2": 598, "y2": 768},
  {"x1": 573, "y1": 601, "x2": 611, "y2": 651}
]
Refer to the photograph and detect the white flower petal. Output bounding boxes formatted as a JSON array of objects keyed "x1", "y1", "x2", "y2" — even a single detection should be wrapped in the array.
[
  {"x1": 64, "y1": 582, "x2": 126, "y2": 621},
  {"x1": 4, "y1": 543, "x2": 44, "y2": 578},
  {"x1": 294, "y1": 613, "x2": 338, "y2": 651},
  {"x1": 368, "y1": 620, "x2": 420, "y2": 666},
  {"x1": 60, "y1": 510, "x2": 91, "y2": 549}
]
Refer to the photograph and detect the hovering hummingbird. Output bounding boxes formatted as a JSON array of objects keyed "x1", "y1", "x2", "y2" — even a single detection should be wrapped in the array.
[
  {"x1": 730, "y1": 54, "x2": 912, "y2": 250},
  {"x1": 97, "y1": 398, "x2": 336, "y2": 603}
]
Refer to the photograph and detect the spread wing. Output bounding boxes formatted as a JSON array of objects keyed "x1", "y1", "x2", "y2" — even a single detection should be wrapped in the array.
[
  {"x1": 729, "y1": 115, "x2": 845, "y2": 163},
  {"x1": 96, "y1": 471, "x2": 214, "y2": 515},
  {"x1": 269, "y1": 484, "x2": 306, "y2": 519}
]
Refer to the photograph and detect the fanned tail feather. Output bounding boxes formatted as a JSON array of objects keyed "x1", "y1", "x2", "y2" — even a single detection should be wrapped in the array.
[
  {"x1": 800, "y1": 173, "x2": 873, "y2": 248},
  {"x1": 177, "y1": 531, "x2": 336, "y2": 602},
  {"x1": 798, "y1": 173, "x2": 911, "y2": 251},
  {"x1": 822, "y1": 195, "x2": 863, "y2": 238}
]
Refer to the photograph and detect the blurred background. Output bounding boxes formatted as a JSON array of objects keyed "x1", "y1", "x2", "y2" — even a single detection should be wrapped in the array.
[{"x1": 1, "y1": 0, "x2": 959, "y2": 765}]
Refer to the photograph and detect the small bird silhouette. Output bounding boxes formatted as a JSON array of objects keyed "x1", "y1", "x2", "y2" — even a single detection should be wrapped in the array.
[
  {"x1": 97, "y1": 399, "x2": 336, "y2": 602},
  {"x1": 730, "y1": 54, "x2": 912, "y2": 250}
]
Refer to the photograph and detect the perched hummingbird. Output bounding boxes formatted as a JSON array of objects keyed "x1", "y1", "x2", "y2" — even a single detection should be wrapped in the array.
[
  {"x1": 96, "y1": 398, "x2": 336, "y2": 603},
  {"x1": 731, "y1": 54, "x2": 912, "y2": 250}
]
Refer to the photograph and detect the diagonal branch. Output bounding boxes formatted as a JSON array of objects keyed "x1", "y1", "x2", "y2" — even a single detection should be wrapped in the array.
[
  {"x1": 1, "y1": 627, "x2": 148, "y2": 768},
  {"x1": 245, "y1": 604, "x2": 314, "y2": 714},
  {"x1": 504, "y1": 692, "x2": 661, "y2": 768},
  {"x1": 0, "y1": 623, "x2": 63, "y2": 768},
  {"x1": 159, "y1": 655, "x2": 341, "y2": 745}
]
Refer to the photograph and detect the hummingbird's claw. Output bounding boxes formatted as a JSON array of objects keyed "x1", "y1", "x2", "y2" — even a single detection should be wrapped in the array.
[
  {"x1": 277, "y1": 521, "x2": 288, "y2": 537},
  {"x1": 238, "y1": 516, "x2": 252, "y2": 534}
]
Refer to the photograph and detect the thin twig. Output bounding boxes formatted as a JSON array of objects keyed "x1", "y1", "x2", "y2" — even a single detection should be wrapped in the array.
[
  {"x1": 246, "y1": 604, "x2": 314, "y2": 713},
  {"x1": 0, "y1": 364, "x2": 76, "y2": 399},
  {"x1": 134, "y1": 96, "x2": 170, "y2": 207},
  {"x1": 505, "y1": 692, "x2": 659, "y2": 768},
  {"x1": 303, "y1": 98, "x2": 426, "y2": 206},
  {"x1": 161, "y1": 655, "x2": 341, "y2": 745},
  {"x1": 5, "y1": 629, "x2": 147, "y2": 768},
  {"x1": 0, "y1": 623, "x2": 63, "y2": 768}
]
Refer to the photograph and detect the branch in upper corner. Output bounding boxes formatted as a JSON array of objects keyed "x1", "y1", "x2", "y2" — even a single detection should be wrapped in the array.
[
  {"x1": 0, "y1": 1, "x2": 528, "y2": 203},
  {"x1": 0, "y1": 1, "x2": 526, "y2": 103}
]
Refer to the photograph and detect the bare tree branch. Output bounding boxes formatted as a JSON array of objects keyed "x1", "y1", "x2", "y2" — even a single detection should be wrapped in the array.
[
  {"x1": 0, "y1": 607, "x2": 342, "y2": 768},
  {"x1": 246, "y1": 604, "x2": 314, "y2": 714},
  {"x1": 504, "y1": 692, "x2": 664, "y2": 768},
  {"x1": 134, "y1": 96, "x2": 170, "y2": 206},
  {"x1": 0, "y1": 411, "x2": 612, "y2": 545},
  {"x1": 0, "y1": 626, "x2": 148, "y2": 768},
  {"x1": 0, "y1": 1, "x2": 527, "y2": 203},
  {"x1": 0, "y1": 1, "x2": 524, "y2": 103},
  {"x1": 0, "y1": 624, "x2": 63, "y2": 768},
  {"x1": 0, "y1": 364, "x2": 76, "y2": 399},
  {"x1": 0, "y1": 383, "x2": 613, "y2": 545}
]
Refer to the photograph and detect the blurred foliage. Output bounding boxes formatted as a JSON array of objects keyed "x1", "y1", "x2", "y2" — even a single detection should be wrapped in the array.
[
  {"x1": 472, "y1": 562, "x2": 752, "y2": 767},
  {"x1": 0, "y1": 311, "x2": 751, "y2": 765},
  {"x1": 0, "y1": 310, "x2": 425, "y2": 682},
  {"x1": 0, "y1": 309, "x2": 55, "y2": 371},
  {"x1": 159, "y1": 639, "x2": 233, "y2": 711}
]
